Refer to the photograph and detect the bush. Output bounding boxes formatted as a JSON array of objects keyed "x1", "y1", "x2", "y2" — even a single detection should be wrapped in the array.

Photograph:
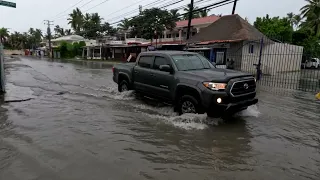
[{"x1": 58, "y1": 41, "x2": 84, "y2": 58}]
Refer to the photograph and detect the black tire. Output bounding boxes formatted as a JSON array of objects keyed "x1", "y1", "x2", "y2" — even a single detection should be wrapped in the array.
[
  {"x1": 118, "y1": 80, "x2": 130, "y2": 92},
  {"x1": 178, "y1": 95, "x2": 203, "y2": 115}
]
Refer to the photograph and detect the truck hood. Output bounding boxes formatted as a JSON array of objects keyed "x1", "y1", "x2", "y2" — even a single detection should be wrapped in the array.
[{"x1": 178, "y1": 68, "x2": 253, "y2": 82}]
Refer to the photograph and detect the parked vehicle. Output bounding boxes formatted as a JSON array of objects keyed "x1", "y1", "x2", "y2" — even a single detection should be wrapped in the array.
[
  {"x1": 303, "y1": 58, "x2": 320, "y2": 69},
  {"x1": 113, "y1": 51, "x2": 258, "y2": 118}
]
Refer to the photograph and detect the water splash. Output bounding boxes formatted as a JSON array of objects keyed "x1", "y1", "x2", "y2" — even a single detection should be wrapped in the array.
[{"x1": 237, "y1": 105, "x2": 260, "y2": 117}]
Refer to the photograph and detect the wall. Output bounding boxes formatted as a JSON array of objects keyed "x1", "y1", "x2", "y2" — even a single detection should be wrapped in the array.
[
  {"x1": 240, "y1": 40, "x2": 304, "y2": 75},
  {"x1": 3, "y1": 49, "x2": 24, "y2": 55},
  {"x1": 241, "y1": 40, "x2": 262, "y2": 74},
  {"x1": 261, "y1": 43, "x2": 303, "y2": 75}
]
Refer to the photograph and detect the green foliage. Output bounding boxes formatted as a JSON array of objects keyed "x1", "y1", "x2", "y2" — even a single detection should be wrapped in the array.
[
  {"x1": 254, "y1": 1, "x2": 320, "y2": 57},
  {"x1": 129, "y1": 8, "x2": 176, "y2": 40},
  {"x1": 254, "y1": 15, "x2": 294, "y2": 42},
  {"x1": 300, "y1": 0, "x2": 320, "y2": 35},
  {"x1": 58, "y1": 41, "x2": 83, "y2": 58},
  {"x1": 78, "y1": 41, "x2": 86, "y2": 47}
]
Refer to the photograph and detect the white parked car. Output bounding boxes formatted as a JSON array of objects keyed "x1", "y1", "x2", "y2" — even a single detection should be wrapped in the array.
[{"x1": 304, "y1": 58, "x2": 320, "y2": 69}]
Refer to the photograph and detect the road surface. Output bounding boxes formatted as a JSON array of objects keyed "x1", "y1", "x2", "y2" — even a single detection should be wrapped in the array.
[{"x1": 1, "y1": 56, "x2": 319, "y2": 180}]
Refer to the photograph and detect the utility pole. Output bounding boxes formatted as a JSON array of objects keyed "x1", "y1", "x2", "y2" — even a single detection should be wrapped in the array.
[
  {"x1": 232, "y1": 0, "x2": 238, "y2": 14},
  {"x1": 186, "y1": 0, "x2": 194, "y2": 40},
  {"x1": 44, "y1": 20, "x2": 54, "y2": 58}
]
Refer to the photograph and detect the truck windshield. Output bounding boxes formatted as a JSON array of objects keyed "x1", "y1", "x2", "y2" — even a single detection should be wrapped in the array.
[{"x1": 171, "y1": 54, "x2": 214, "y2": 71}]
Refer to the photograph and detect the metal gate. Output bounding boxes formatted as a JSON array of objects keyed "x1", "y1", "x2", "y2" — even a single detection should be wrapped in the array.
[{"x1": 225, "y1": 38, "x2": 319, "y2": 92}]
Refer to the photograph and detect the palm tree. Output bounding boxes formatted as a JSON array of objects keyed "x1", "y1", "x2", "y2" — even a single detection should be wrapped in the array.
[
  {"x1": 118, "y1": 18, "x2": 131, "y2": 31},
  {"x1": 68, "y1": 8, "x2": 84, "y2": 34},
  {"x1": 170, "y1": 9, "x2": 181, "y2": 21},
  {"x1": 183, "y1": 4, "x2": 200, "y2": 20},
  {"x1": 54, "y1": 25, "x2": 65, "y2": 37},
  {"x1": 199, "y1": 8, "x2": 208, "y2": 17},
  {"x1": 0, "y1": 27, "x2": 10, "y2": 43},
  {"x1": 64, "y1": 29, "x2": 72, "y2": 35},
  {"x1": 300, "y1": 0, "x2": 320, "y2": 35},
  {"x1": 287, "y1": 12, "x2": 295, "y2": 27},
  {"x1": 294, "y1": 14, "x2": 302, "y2": 28}
]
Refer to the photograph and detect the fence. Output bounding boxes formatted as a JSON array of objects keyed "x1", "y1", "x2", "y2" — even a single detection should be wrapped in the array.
[{"x1": 224, "y1": 38, "x2": 320, "y2": 93}]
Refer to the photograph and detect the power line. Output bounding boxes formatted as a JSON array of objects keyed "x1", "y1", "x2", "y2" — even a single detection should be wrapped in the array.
[
  {"x1": 110, "y1": 0, "x2": 234, "y2": 25},
  {"x1": 79, "y1": 0, "x2": 97, "y2": 9},
  {"x1": 82, "y1": 0, "x2": 112, "y2": 13},
  {"x1": 54, "y1": 0, "x2": 98, "y2": 20},
  {"x1": 51, "y1": 0, "x2": 86, "y2": 19},
  {"x1": 105, "y1": 0, "x2": 182, "y2": 22},
  {"x1": 103, "y1": 0, "x2": 149, "y2": 18}
]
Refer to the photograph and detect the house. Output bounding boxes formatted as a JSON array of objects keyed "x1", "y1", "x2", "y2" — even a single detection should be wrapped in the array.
[
  {"x1": 82, "y1": 37, "x2": 149, "y2": 60},
  {"x1": 188, "y1": 14, "x2": 303, "y2": 75},
  {"x1": 156, "y1": 15, "x2": 220, "y2": 44}
]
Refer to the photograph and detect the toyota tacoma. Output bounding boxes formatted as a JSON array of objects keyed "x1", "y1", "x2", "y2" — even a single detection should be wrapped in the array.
[{"x1": 113, "y1": 51, "x2": 258, "y2": 118}]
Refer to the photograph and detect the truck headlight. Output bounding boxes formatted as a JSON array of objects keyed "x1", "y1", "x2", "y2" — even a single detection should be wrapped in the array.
[{"x1": 203, "y1": 82, "x2": 227, "y2": 91}]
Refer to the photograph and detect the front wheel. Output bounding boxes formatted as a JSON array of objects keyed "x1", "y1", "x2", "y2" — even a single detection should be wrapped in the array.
[
  {"x1": 178, "y1": 95, "x2": 203, "y2": 115},
  {"x1": 118, "y1": 80, "x2": 130, "y2": 92}
]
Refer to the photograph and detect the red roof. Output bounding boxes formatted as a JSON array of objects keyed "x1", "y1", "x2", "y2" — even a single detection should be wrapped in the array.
[
  {"x1": 176, "y1": 16, "x2": 220, "y2": 28},
  {"x1": 145, "y1": 40, "x2": 186, "y2": 45}
]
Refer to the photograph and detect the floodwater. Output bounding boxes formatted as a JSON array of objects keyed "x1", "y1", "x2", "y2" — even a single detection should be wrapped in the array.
[{"x1": 0, "y1": 56, "x2": 319, "y2": 180}]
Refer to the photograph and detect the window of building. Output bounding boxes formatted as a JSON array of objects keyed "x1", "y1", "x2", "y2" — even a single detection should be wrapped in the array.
[
  {"x1": 138, "y1": 56, "x2": 154, "y2": 68},
  {"x1": 166, "y1": 34, "x2": 172, "y2": 38},
  {"x1": 153, "y1": 56, "x2": 169, "y2": 70},
  {"x1": 176, "y1": 33, "x2": 179, "y2": 38},
  {"x1": 249, "y1": 44, "x2": 254, "y2": 54},
  {"x1": 192, "y1": 32, "x2": 196, "y2": 36}
]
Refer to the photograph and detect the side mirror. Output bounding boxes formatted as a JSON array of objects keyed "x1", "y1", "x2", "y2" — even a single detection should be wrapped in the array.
[{"x1": 159, "y1": 65, "x2": 172, "y2": 73}]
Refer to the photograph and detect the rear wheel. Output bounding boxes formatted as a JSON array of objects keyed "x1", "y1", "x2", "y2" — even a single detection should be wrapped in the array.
[{"x1": 118, "y1": 80, "x2": 130, "y2": 92}]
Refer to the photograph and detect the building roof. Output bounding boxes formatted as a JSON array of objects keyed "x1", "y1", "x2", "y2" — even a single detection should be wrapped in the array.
[
  {"x1": 51, "y1": 35, "x2": 85, "y2": 42},
  {"x1": 188, "y1": 14, "x2": 269, "y2": 44},
  {"x1": 175, "y1": 15, "x2": 220, "y2": 28}
]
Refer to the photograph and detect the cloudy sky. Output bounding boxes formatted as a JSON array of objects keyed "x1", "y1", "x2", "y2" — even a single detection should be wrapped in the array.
[{"x1": 0, "y1": 0, "x2": 306, "y2": 33}]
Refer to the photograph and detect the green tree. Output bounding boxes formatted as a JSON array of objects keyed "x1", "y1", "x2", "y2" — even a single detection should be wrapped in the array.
[
  {"x1": 68, "y1": 8, "x2": 84, "y2": 34},
  {"x1": 65, "y1": 29, "x2": 72, "y2": 35},
  {"x1": 82, "y1": 13, "x2": 103, "y2": 39},
  {"x1": 54, "y1": 25, "x2": 65, "y2": 37},
  {"x1": 199, "y1": 8, "x2": 208, "y2": 18},
  {"x1": 254, "y1": 14, "x2": 294, "y2": 42},
  {"x1": 0, "y1": 27, "x2": 10, "y2": 43},
  {"x1": 118, "y1": 18, "x2": 131, "y2": 31},
  {"x1": 300, "y1": 0, "x2": 320, "y2": 35},
  {"x1": 183, "y1": 4, "x2": 200, "y2": 20},
  {"x1": 129, "y1": 8, "x2": 176, "y2": 40},
  {"x1": 170, "y1": 9, "x2": 181, "y2": 21}
]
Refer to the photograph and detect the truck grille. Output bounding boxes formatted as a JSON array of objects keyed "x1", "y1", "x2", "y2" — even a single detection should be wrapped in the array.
[{"x1": 230, "y1": 79, "x2": 256, "y2": 97}]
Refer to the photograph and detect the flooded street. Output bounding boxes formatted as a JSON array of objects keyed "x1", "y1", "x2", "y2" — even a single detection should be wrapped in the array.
[{"x1": 1, "y1": 56, "x2": 319, "y2": 180}]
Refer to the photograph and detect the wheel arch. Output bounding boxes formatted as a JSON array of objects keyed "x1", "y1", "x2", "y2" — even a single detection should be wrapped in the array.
[{"x1": 175, "y1": 84, "x2": 202, "y2": 103}]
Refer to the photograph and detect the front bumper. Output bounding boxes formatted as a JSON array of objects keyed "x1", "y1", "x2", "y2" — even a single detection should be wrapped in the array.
[{"x1": 199, "y1": 87, "x2": 258, "y2": 115}]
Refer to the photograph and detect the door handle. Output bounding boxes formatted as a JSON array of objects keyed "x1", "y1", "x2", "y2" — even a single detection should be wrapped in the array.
[
  {"x1": 134, "y1": 71, "x2": 139, "y2": 74},
  {"x1": 150, "y1": 73, "x2": 155, "y2": 77}
]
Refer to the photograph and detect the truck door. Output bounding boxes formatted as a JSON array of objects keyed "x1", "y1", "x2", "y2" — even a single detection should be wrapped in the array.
[
  {"x1": 133, "y1": 55, "x2": 155, "y2": 92},
  {"x1": 149, "y1": 56, "x2": 174, "y2": 100}
]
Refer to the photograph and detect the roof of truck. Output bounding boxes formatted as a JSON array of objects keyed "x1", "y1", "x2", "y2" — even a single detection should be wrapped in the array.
[{"x1": 140, "y1": 51, "x2": 197, "y2": 55}]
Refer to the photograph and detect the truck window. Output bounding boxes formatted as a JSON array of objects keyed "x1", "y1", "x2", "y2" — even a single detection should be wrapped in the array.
[
  {"x1": 138, "y1": 56, "x2": 154, "y2": 68},
  {"x1": 153, "y1": 56, "x2": 169, "y2": 70},
  {"x1": 171, "y1": 54, "x2": 213, "y2": 71}
]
